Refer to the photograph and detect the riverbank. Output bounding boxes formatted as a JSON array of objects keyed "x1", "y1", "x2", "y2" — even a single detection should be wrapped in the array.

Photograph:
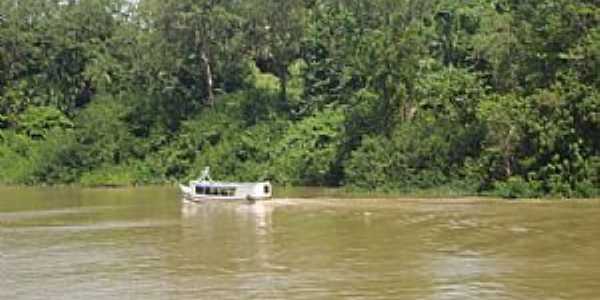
[{"x1": 1, "y1": 184, "x2": 598, "y2": 201}]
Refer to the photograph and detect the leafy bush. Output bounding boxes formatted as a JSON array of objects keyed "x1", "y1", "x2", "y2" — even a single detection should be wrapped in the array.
[
  {"x1": 147, "y1": 97, "x2": 245, "y2": 180},
  {"x1": 191, "y1": 120, "x2": 288, "y2": 182},
  {"x1": 493, "y1": 176, "x2": 542, "y2": 199},
  {"x1": 16, "y1": 106, "x2": 73, "y2": 139},
  {"x1": 1, "y1": 0, "x2": 599, "y2": 199},
  {"x1": 344, "y1": 135, "x2": 393, "y2": 189},
  {"x1": 346, "y1": 113, "x2": 483, "y2": 192},
  {"x1": 0, "y1": 131, "x2": 36, "y2": 184},
  {"x1": 79, "y1": 161, "x2": 159, "y2": 187},
  {"x1": 28, "y1": 128, "x2": 81, "y2": 184},
  {"x1": 19, "y1": 95, "x2": 139, "y2": 184},
  {"x1": 271, "y1": 108, "x2": 345, "y2": 185},
  {"x1": 0, "y1": 128, "x2": 78, "y2": 184}
]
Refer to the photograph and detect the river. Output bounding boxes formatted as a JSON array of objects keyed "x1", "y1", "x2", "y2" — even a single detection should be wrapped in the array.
[{"x1": 1, "y1": 187, "x2": 599, "y2": 299}]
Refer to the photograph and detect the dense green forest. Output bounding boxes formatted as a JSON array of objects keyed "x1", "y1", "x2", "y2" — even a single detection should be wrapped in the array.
[{"x1": 1, "y1": 0, "x2": 599, "y2": 197}]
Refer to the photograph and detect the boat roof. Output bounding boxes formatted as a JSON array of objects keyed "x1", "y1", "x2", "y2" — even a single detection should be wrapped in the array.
[
  {"x1": 190, "y1": 167, "x2": 269, "y2": 187},
  {"x1": 191, "y1": 181, "x2": 270, "y2": 187}
]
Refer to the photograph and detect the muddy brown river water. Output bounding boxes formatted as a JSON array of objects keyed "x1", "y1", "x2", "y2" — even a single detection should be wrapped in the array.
[{"x1": 1, "y1": 187, "x2": 600, "y2": 299}]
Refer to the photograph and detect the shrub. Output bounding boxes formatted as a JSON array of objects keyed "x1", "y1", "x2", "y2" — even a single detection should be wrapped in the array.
[
  {"x1": 23, "y1": 95, "x2": 138, "y2": 184},
  {"x1": 16, "y1": 106, "x2": 73, "y2": 139},
  {"x1": 345, "y1": 112, "x2": 484, "y2": 192},
  {"x1": 344, "y1": 135, "x2": 393, "y2": 189},
  {"x1": 79, "y1": 161, "x2": 159, "y2": 187},
  {"x1": 0, "y1": 132, "x2": 35, "y2": 184},
  {"x1": 494, "y1": 176, "x2": 542, "y2": 199},
  {"x1": 271, "y1": 108, "x2": 345, "y2": 185}
]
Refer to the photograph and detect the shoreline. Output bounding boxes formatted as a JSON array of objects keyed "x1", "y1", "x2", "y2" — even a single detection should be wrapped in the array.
[{"x1": 1, "y1": 184, "x2": 599, "y2": 201}]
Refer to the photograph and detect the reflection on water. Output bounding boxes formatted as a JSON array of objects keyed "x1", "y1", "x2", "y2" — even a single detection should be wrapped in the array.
[
  {"x1": 2, "y1": 187, "x2": 600, "y2": 300},
  {"x1": 182, "y1": 200, "x2": 273, "y2": 231},
  {"x1": 428, "y1": 253, "x2": 507, "y2": 300},
  {"x1": 182, "y1": 200, "x2": 271, "y2": 223}
]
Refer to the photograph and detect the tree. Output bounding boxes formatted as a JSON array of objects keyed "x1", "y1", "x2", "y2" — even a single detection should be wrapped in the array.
[{"x1": 244, "y1": 0, "x2": 307, "y2": 104}]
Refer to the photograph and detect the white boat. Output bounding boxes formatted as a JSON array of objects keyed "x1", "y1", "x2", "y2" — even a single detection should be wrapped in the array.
[{"x1": 179, "y1": 167, "x2": 272, "y2": 202}]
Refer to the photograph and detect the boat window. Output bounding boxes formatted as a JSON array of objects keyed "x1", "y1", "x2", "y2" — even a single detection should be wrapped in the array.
[
  {"x1": 264, "y1": 185, "x2": 270, "y2": 194},
  {"x1": 197, "y1": 186, "x2": 236, "y2": 196},
  {"x1": 222, "y1": 188, "x2": 233, "y2": 196}
]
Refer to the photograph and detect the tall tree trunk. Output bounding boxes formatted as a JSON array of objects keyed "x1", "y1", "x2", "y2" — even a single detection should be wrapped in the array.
[
  {"x1": 279, "y1": 66, "x2": 288, "y2": 104},
  {"x1": 196, "y1": 29, "x2": 214, "y2": 107},
  {"x1": 201, "y1": 50, "x2": 214, "y2": 107},
  {"x1": 503, "y1": 126, "x2": 515, "y2": 178}
]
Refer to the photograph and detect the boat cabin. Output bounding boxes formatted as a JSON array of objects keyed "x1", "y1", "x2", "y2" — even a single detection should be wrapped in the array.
[
  {"x1": 186, "y1": 181, "x2": 271, "y2": 201},
  {"x1": 195, "y1": 185, "x2": 236, "y2": 196},
  {"x1": 180, "y1": 167, "x2": 272, "y2": 202}
]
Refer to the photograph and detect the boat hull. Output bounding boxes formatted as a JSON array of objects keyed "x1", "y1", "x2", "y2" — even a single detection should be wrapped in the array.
[{"x1": 179, "y1": 183, "x2": 271, "y2": 203}]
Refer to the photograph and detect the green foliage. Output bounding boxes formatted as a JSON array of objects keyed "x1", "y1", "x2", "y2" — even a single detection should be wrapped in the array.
[
  {"x1": 0, "y1": 0, "x2": 598, "y2": 198},
  {"x1": 0, "y1": 131, "x2": 36, "y2": 184},
  {"x1": 161, "y1": 107, "x2": 245, "y2": 181},
  {"x1": 239, "y1": 63, "x2": 284, "y2": 124},
  {"x1": 345, "y1": 135, "x2": 393, "y2": 190},
  {"x1": 0, "y1": 81, "x2": 35, "y2": 124},
  {"x1": 16, "y1": 94, "x2": 139, "y2": 184},
  {"x1": 0, "y1": 0, "x2": 124, "y2": 115},
  {"x1": 271, "y1": 108, "x2": 345, "y2": 185},
  {"x1": 494, "y1": 176, "x2": 542, "y2": 199},
  {"x1": 0, "y1": 124, "x2": 80, "y2": 184},
  {"x1": 27, "y1": 128, "x2": 80, "y2": 184},
  {"x1": 416, "y1": 66, "x2": 485, "y2": 125},
  {"x1": 79, "y1": 161, "x2": 158, "y2": 187},
  {"x1": 474, "y1": 93, "x2": 528, "y2": 186},
  {"x1": 346, "y1": 114, "x2": 482, "y2": 192},
  {"x1": 16, "y1": 106, "x2": 72, "y2": 139}
]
